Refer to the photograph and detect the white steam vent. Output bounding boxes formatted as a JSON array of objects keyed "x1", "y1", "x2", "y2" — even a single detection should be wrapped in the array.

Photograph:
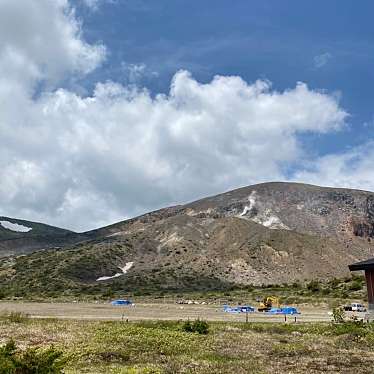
[
  {"x1": 240, "y1": 191, "x2": 257, "y2": 216},
  {"x1": 238, "y1": 191, "x2": 289, "y2": 230}
]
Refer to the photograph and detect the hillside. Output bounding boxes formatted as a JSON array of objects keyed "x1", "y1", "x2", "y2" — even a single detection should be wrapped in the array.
[
  {"x1": 0, "y1": 216, "x2": 86, "y2": 257},
  {"x1": 1, "y1": 182, "x2": 374, "y2": 297}
]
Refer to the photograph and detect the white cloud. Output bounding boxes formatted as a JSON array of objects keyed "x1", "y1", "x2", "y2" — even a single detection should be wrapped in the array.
[
  {"x1": 0, "y1": 68, "x2": 347, "y2": 231},
  {"x1": 121, "y1": 62, "x2": 159, "y2": 83},
  {"x1": 0, "y1": 0, "x2": 105, "y2": 89},
  {"x1": 80, "y1": 0, "x2": 118, "y2": 11},
  {"x1": 314, "y1": 52, "x2": 332, "y2": 68},
  {"x1": 294, "y1": 143, "x2": 374, "y2": 192},
  {"x1": 0, "y1": 0, "x2": 357, "y2": 232},
  {"x1": 81, "y1": 0, "x2": 100, "y2": 9}
]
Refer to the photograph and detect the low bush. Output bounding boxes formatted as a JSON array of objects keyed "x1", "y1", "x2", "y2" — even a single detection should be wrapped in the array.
[
  {"x1": 332, "y1": 307, "x2": 345, "y2": 323},
  {"x1": 348, "y1": 280, "x2": 363, "y2": 291},
  {"x1": 330, "y1": 321, "x2": 368, "y2": 337},
  {"x1": 182, "y1": 319, "x2": 209, "y2": 335},
  {"x1": 306, "y1": 280, "x2": 320, "y2": 293},
  {"x1": 0, "y1": 340, "x2": 66, "y2": 374},
  {"x1": 0, "y1": 311, "x2": 30, "y2": 323}
]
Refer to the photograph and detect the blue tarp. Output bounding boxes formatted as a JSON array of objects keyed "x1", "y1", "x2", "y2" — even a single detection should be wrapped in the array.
[
  {"x1": 266, "y1": 307, "x2": 283, "y2": 314},
  {"x1": 111, "y1": 299, "x2": 132, "y2": 306},
  {"x1": 223, "y1": 305, "x2": 255, "y2": 313},
  {"x1": 266, "y1": 306, "x2": 300, "y2": 315},
  {"x1": 281, "y1": 307, "x2": 300, "y2": 315}
]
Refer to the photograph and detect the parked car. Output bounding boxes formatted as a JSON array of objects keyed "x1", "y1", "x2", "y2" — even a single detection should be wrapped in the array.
[
  {"x1": 351, "y1": 303, "x2": 366, "y2": 312},
  {"x1": 343, "y1": 303, "x2": 366, "y2": 312}
]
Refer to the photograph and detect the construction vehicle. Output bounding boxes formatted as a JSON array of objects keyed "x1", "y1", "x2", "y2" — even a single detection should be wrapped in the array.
[{"x1": 258, "y1": 296, "x2": 280, "y2": 312}]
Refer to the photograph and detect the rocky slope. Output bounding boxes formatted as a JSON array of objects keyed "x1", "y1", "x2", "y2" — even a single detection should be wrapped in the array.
[{"x1": 1, "y1": 182, "x2": 374, "y2": 296}]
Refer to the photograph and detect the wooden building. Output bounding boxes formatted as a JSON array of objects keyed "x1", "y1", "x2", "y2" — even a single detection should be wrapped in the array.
[{"x1": 349, "y1": 258, "x2": 374, "y2": 312}]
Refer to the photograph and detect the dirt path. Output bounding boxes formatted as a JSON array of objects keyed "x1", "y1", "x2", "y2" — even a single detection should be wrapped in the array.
[{"x1": 0, "y1": 302, "x2": 333, "y2": 322}]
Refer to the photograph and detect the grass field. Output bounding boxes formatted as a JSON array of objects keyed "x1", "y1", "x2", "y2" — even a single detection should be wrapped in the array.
[
  {"x1": 0, "y1": 274, "x2": 370, "y2": 373},
  {"x1": 2, "y1": 312, "x2": 374, "y2": 373}
]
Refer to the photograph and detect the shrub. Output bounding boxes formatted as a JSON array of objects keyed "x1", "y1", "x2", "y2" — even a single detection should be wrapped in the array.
[
  {"x1": 348, "y1": 280, "x2": 363, "y2": 291},
  {"x1": 182, "y1": 319, "x2": 209, "y2": 335},
  {"x1": 182, "y1": 320, "x2": 193, "y2": 333},
  {"x1": 291, "y1": 281, "x2": 301, "y2": 289},
  {"x1": 331, "y1": 321, "x2": 367, "y2": 338},
  {"x1": 0, "y1": 340, "x2": 66, "y2": 374},
  {"x1": 332, "y1": 307, "x2": 345, "y2": 323},
  {"x1": 8, "y1": 312, "x2": 30, "y2": 323},
  {"x1": 0, "y1": 312, "x2": 30, "y2": 323},
  {"x1": 306, "y1": 280, "x2": 320, "y2": 293},
  {"x1": 328, "y1": 278, "x2": 340, "y2": 288}
]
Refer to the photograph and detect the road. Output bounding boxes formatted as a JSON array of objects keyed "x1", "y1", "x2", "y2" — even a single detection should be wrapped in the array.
[{"x1": 0, "y1": 302, "x2": 334, "y2": 322}]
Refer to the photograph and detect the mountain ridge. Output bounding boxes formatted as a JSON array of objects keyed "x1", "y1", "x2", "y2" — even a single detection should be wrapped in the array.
[{"x1": 1, "y1": 181, "x2": 374, "y2": 297}]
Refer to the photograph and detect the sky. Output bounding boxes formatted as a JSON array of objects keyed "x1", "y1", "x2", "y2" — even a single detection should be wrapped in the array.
[{"x1": 1, "y1": 0, "x2": 374, "y2": 231}]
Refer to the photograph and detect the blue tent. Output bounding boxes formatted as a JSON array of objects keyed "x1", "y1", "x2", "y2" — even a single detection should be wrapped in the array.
[{"x1": 111, "y1": 299, "x2": 132, "y2": 306}]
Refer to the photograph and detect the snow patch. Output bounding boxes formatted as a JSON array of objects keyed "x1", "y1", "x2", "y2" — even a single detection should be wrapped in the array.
[
  {"x1": 0, "y1": 221, "x2": 32, "y2": 233},
  {"x1": 106, "y1": 231, "x2": 124, "y2": 238},
  {"x1": 96, "y1": 261, "x2": 134, "y2": 282}
]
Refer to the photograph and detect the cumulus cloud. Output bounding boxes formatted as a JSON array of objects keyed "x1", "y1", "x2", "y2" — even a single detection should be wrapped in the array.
[
  {"x1": 0, "y1": 0, "x2": 359, "y2": 232},
  {"x1": 294, "y1": 143, "x2": 374, "y2": 192},
  {"x1": 0, "y1": 69, "x2": 348, "y2": 230},
  {"x1": 0, "y1": 0, "x2": 105, "y2": 89}
]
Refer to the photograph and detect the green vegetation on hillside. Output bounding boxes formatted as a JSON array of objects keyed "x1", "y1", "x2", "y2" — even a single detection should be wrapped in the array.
[
  {"x1": 0, "y1": 242, "x2": 366, "y2": 306},
  {"x1": 0, "y1": 217, "x2": 73, "y2": 240}
]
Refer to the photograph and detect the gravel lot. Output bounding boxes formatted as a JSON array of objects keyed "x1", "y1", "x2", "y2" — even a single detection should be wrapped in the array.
[{"x1": 0, "y1": 301, "x2": 334, "y2": 322}]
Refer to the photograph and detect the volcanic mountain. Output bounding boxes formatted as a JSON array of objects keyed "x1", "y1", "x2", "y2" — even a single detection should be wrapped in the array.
[{"x1": 1, "y1": 182, "x2": 374, "y2": 296}]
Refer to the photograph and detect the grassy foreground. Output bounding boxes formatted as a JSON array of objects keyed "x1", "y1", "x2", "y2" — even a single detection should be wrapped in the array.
[{"x1": 2, "y1": 315, "x2": 374, "y2": 373}]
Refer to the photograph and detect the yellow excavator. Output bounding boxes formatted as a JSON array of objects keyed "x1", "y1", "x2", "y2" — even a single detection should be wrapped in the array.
[{"x1": 258, "y1": 296, "x2": 280, "y2": 312}]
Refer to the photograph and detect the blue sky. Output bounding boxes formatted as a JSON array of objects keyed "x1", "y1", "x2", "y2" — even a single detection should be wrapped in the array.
[
  {"x1": 1, "y1": 0, "x2": 374, "y2": 230},
  {"x1": 76, "y1": 0, "x2": 374, "y2": 155}
]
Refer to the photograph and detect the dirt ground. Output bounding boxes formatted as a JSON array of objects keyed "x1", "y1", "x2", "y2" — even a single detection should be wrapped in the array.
[{"x1": 0, "y1": 301, "x2": 337, "y2": 322}]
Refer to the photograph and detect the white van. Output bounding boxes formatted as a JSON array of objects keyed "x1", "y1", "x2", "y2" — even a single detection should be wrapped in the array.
[{"x1": 351, "y1": 303, "x2": 366, "y2": 312}]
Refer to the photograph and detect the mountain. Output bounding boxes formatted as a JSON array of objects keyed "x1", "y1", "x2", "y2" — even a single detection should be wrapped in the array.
[
  {"x1": 0, "y1": 216, "x2": 86, "y2": 257},
  {"x1": 1, "y1": 182, "x2": 374, "y2": 297}
]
